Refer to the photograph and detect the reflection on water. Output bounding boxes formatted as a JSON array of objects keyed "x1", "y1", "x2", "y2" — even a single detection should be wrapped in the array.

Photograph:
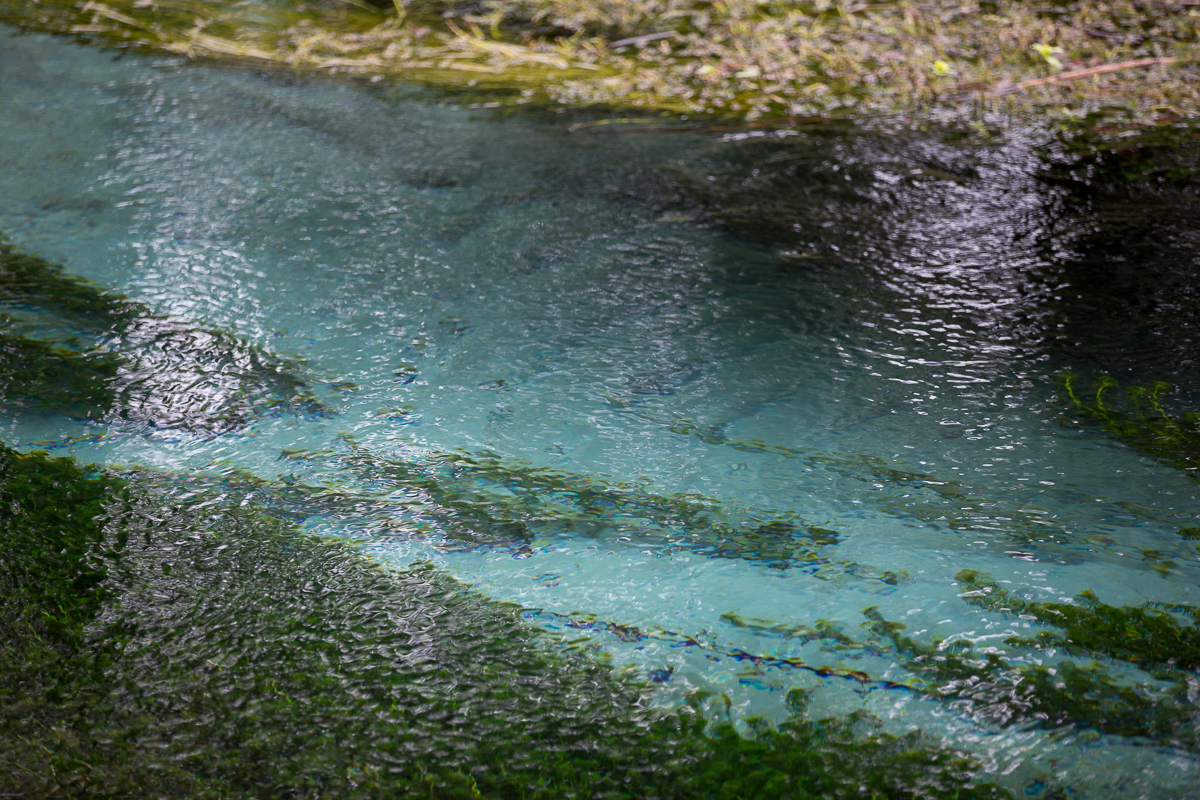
[{"x1": 3, "y1": 25, "x2": 1200, "y2": 799}]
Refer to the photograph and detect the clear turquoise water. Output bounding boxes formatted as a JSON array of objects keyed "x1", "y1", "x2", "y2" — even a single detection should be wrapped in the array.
[{"x1": 4, "y1": 27, "x2": 1200, "y2": 797}]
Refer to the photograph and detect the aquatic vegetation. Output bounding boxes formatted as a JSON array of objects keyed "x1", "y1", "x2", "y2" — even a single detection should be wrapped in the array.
[
  {"x1": 1061, "y1": 372, "x2": 1200, "y2": 481},
  {"x1": 336, "y1": 441, "x2": 908, "y2": 583},
  {"x1": 0, "y1": 329, "x2": 118, "y2": 417},
  {"x1": 109, "y1": 439, "x2": 900, "y2": 583},
  {"x1": 529, "y1": 609, "x2": 917, "y2": 693},
  {"x1": 2, "y1": 0, "x2": 1197, "y2": 129},
  {"x1": 956, "y1": 569, "x2": 1200, "y2": 674},
  {"x1": 0, "y1": 238, "x2": 134, "y2": 329},
  {"x1": 679, "y1": 708, "x2": 1010, "y2": 800},
  {"x1": 628, "y1": 406, "x2": 1109, "y2": 554},
  {"x1": 0, "y1": 238, "x2": 327, "y2": 432},
  {"x1": 207, "y1": 440, "x2": 904, "y2": 581},
  {"x1": 0, "y1": 444, "x2": 1010, "y2": 798},
  {"x1": 0, "y1": 446, "x2": 117, "y2": 656},
  {"x1": 865, "y1": 572, "x2": 1200, "y2": 749},
  {"x1": 862, "y1": 606, "x2": 1199, "y2": 747},
  {"x1": 721, "y1": 612, "x2": 857, "y2": 648}
]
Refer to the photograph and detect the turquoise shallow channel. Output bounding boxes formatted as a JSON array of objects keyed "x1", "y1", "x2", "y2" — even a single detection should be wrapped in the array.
[{"x1": 3, "y1": 23, "x2": 1200, "y2": 800}]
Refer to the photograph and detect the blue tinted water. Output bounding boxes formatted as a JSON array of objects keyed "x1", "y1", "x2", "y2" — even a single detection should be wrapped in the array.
[{"x1": 4, "y1": 27, "x2": 1200, "y2": 797}]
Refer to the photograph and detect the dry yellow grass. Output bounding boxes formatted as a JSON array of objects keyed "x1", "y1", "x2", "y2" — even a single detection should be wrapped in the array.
[{"x1": 3, "y1": 0, "x2": 1198, "y2": 128}]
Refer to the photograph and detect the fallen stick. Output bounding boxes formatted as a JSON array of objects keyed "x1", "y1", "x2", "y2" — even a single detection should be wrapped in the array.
[
  {"x1": 609, "y1": 31, "x2": 675, "y2": 49},
  {"x1": 992, "y1": 56, "x2": 1181, "y2": 95}
]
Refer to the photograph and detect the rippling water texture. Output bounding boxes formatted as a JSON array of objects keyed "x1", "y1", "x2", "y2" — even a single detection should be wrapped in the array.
[{"x1": 4, "y1": 26, "x2": 1200, "y2": 798}]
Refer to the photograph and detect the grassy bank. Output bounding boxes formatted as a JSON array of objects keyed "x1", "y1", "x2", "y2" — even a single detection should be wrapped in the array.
[{"x1": 1, "y1": 0, "x2": 1197, "y2": 130}]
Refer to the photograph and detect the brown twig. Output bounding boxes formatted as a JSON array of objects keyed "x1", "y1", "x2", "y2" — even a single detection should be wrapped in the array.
[
  {"x1": 992, "y1": 56, "x2": 1182, "y2": 95},
  {"x1": 567, "y1": 112, "x2": 900, "y2": 135}
]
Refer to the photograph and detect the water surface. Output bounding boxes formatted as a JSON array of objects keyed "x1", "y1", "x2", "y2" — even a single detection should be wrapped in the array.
[{"x1": 4, "y1": 27, "x2": 1200, "y2": 798}]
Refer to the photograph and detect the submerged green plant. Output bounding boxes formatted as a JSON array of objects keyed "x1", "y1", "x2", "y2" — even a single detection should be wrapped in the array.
[
  {"x1": 0, "y1": 237, "x2": 327, "y2": 432},
  {"x1": 861, "y1": 606, "x2": 1198, "y2": 747},
  {"x1": 957, "y1": 569, "x2": 1200, "y2": 674},
  {"x1": 860, "y1": 569, "x2": 1200, "y2": 748},
  {"x1": 0, "y1": 330, "x2": 118, "y2": 417},
  {"x1": 0, "y1": 239, "x2": 134, "y2": 329},
  {"x1": 1061, "y1": 372, "x2": 1200, "y2": 480},
  {"x1": 0, "y1": 446, "x2": 118, "y2": 655},
  {"x1": 327, "y1": 441, "x2": 908, "y2": 583},
  {"x1": 172, "y1": 438, "x2": 903, "y2": 581},
  {"x1": 0, "y1": 443, "x2": 1010, "y2": 799}
]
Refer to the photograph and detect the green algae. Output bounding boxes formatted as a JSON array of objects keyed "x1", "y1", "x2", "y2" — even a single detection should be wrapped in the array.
[
  {"x1": 1061, "y1": 372, "x2": 1200, "y2": 481},
  {"x1": 145, "y1": 439, "x2": 905, "y2": 583},
  {"x1": 0, "y1": 330, "x2": 118, "y2": 417},
  {"x1": 861, "y1": 607, "x2": 1198, "y2": 747},
  {"x1": 864, "y1": 574, "x2": 1200, "y2": 749},
  {"x1": 0, "y1": 237, "x2": 328, "y2": 432},
  {"x1": 0, "y1": 238, "x2": 135, "y2": 330},
  {"x1": 721, "y1": 612, "x2": 857, "y2": 648},
  {"x1": 325, "y1": 441, "x2": 907, "y2": 583},
  {"x1": 0, "y1": 446, "x2": 118, "y2": 655},
  {"x1": 0, "y1": 442, "x2": 1010, "y2": 799},
  {"x1": 956, "y1": 569, "x2": 1200, "y2": 674}
]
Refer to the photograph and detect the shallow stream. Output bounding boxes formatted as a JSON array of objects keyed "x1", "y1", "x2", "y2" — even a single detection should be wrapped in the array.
[{"x1": 4, "y1": 26, "x2": 1200, "y2": 798}]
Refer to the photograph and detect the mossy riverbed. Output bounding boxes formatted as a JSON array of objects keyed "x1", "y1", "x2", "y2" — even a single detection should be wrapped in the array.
[
  {"x1": 3, "y1": 231, "x2": 1200, "y2": 795},
  {"x1": 0, "y1": 443, "x2": 1011, "y2": 798},
  {"x1": 7, "y1": 433, "x2": 1200, "y2": 794}
]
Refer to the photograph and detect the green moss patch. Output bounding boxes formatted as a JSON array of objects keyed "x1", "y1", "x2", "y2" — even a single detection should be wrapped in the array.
[
  {"x1": 857, "y1": 564, "x2": 1200, "y2": 747},
  {"x1": 0, "y1": 446, "x2": 117, "y2": 654},
  {"x1": 297, "y1": 441, "x2": 909, "y2": 582},
  {"x1": 0, "y1": 330, "x2": 118, "y2": 417},
  {"x1": 0, "y1": 238, "x2": 135, "y2": 330},
  {"x1": 862, "y1": 606, "x2": 1199, "y2": 748}
]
